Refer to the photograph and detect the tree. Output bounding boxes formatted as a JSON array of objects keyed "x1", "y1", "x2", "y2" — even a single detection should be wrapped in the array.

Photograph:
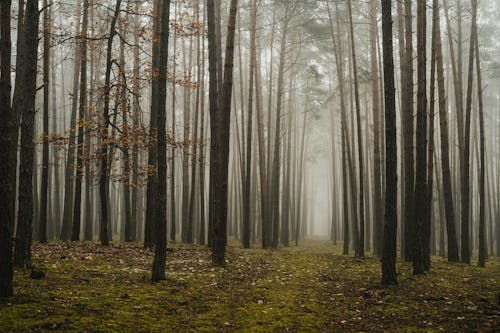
[
  {"x1": 381, "y1": 0, "x2": 398, "y2": 286},
  {"x1": 435, "y1": 0, "x2": 460, "y2": 262},
  {"x1": 14, "y1": 0, "x2": 40, "y2": 269},
  {"x1": 60, "y1": 0, "x2": 82, "y2": 241},
  {"x1": 99, "y1": 0, "x2": 122, "y2": 246},
  {"x1": 144, "y1": 0, "x2": 161, "y2": 248},
  {"x1": 208, "y1": 0, "x2": 239, "y2": 266},
  {"x1": 151, "y1": 0, "x2": 171, "y2": 282},
  {"x1": 0, "y1": 0, "x2": 14, "y2": 297},
  {"x1": 413, "y1": 0, "x2": 428, "y2": 275},
  {"x1": 271, "y1": 2, "x2": 290, "y2": 249},
  {"x1": 475, "y1": 9, "x2": 485, "y2": 267},
  {"x1": 72, "y1": 0, "x2": 90, "y2": 242},
  {"x1": 347, "y1": 0, "x2": 366, "y2": 257},
  {"x1": 40, "y1": 0, "x2": 51, "y2": 243},
  {"x1": 370, "y1": 0, "x2": 383, "y2": 257},
  {"x1": 402, "y1": 0, "x2": 415, "y2": 261},
  {"x1": 461, "y1": 0, "x2": 478, "y2": 264},
  {"x1": 242, "y1": 0, "x2": 258, "y2": 249}
]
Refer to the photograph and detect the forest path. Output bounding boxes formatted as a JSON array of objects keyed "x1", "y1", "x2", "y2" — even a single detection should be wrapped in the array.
[{"x1": 0, "y1": 240, "x2": 499, "y2": 332}]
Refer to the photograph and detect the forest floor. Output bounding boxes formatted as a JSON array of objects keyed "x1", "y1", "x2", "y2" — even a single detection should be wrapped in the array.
[{"x1": 0, "y1": 239, "x2": 499, "y2": 332}]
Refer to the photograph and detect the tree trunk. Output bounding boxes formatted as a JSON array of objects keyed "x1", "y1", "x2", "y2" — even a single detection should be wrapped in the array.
[
  {"x1": 242, "y1": 0, "x2": 257, "y2": 249},
  {"x1": 412, "y1": 0, "x2": 428, "y2": 275},
  {"x1": 347, "y1": 0, "x2": 365, "y2": 258},
  {"x1": 424, "y1": 0, "x2": 439, "y2": 271},
  {"x1": 13, "y1": 0, "x2": 39, "y2": 268},
  {"x1": 402, "y1": 0, "x2": 415, "y2": 261},
  {"x1": 72, "y1": 0, "x2": 90, "y2": 242},
  {"x1": 271, "y1": 3, "x2": 290, "y2": 249},
  {"x1": 151, "y1": 0, "x2": 171, "y2": 282},
  {"x1": 60, "y1": 1, "x2": 82, "y2": 240},
  {"x1": 381, "y1": 0, "x2": 398, "y2": 286},
  {"x1": 435, "y1": 1, "x2": 460, "y2": 261},
  {"x1": 40, "y1": 0, "x2": 51, "y2": 243},
  {"x1": 144, "y1": 0, "x2": 161, "y2": 248},
  {"x1": 474, "y1": 11, "x2": 485, "y2": 267},
  {"x1": 99, "y1": 0, "x2": 122, "y2": 246},
  {"x1": 208, "y1": 0, "x2": 238, "y2": 266},
  {"x1": 0, "y1": 0, "x2": 14, "y2": 297},
  {"x1": 131, "y1": 0, "x2": 141, "y2": 242},
  {"x1": 370, "y1": 0, "x2": 383, "y2": 257},
  {"x1": 461, "y1": 0, "x2": 477, "y2": 264}
]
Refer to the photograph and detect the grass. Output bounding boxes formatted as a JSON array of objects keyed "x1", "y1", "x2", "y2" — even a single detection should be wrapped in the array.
[{"x1": 0, "y1": 239, "x2": 499, "y2": 332}]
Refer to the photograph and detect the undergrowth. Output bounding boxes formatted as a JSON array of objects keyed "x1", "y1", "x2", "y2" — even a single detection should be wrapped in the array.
[{"x1": 0, "y1": 240, "x2": 498, "y2": 332}]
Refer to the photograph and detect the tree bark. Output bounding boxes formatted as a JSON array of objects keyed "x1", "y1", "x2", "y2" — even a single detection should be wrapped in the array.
[
  {"x1": 144, "y1": 0, "x2": 161, "y2": 248},
  {"x1": 381, "y1": 0, "x2": 398, "y2": 285},
  {"x1": 0, "y1": 0, "x2": 14, "y2": 297},
  {"x1": 14, "y1": 0, "x2": 39, "y2": 268},
  {"x1": 402, "y1": 0, "x2": 415, "y2": 261},
  {"x1": 474, "y1": 11, "x2": 485, "y2": 267},
  {"x1": 40, "y1": 0, "x2": 51, "y2": 242},
  {"x1": 151, "y1": 0, "x2": 171, "y2": 282},
  {"x1": 208, "y1": 0, "x2": 238, "y2": 266},
  {"x1": 347, "y1": 0, "x2": 365, "y2": 257},
  {"x1": 435, "y1": 4, "x2": 460, "y2": 261},
  {"x1": 72, "y1": 0, "x2": 90, "y2": 241},
  {"x1": 99, "y1": 0, "x2": 122, "y2": 246},
  {"x1": 461, "y1": 0, "x2": 477, "y2": 264}
]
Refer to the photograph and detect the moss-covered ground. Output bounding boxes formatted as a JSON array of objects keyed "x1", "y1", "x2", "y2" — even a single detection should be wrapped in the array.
[{"x1": 0, "y1": 239, "x2": 499, "y2": 332}]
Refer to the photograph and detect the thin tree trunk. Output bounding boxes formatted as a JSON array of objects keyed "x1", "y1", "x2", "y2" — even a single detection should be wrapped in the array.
[
  {"x1": 144, "y1": 0, "x2": 160, "y2": 248},
  {"x1": 72, "y1": 0, "x2": 90, "y2": 241},
  {"x1": 347, "y1": 0, "x2": 365, "y2": 257},
  {"x1": 424, "y1": 0, "x2": 439, "y2": 271},
  {"x1": 435, "y1": 3, "x2": 460, "y2": 262},
  {"x1": 381, "y1": 0, "x2": 398, "y2": 286},
  {"x1": 99, "y1": 0, "x2": 122, "y2": 246},
  {"x1": 461, "y1": 0, "x2": 477, "y2": 264},
  {"x1": 0, "y1": 0, "x2": 14, "y2": 297},
  {"x1": 208, "y1": 0, "x2": 239, "y2": 265},
  {"x1": 370, "y1": 0, "x2": 383, "y2": 257},
  {"x1": 402, "y1": 0, "x2": 415, "y2": 261},
  {"x1": 242, "y1": 0, "x2": 257, "y2": 249},
  {"x1": 60, "y1": 1, "x2": 82, "y2": 240},
  {"x1": 13, "y1": 0, "x2": 39, "y2": 268},
  {"x1": 475, "y1": 14, "x2": 485, "y2": 267},
  {"x1": 40, "y1": 0, "x2": 51, "y2": 242},
  {"x1": 151, "y1": 0, "x2": 171, "y2": 282}
]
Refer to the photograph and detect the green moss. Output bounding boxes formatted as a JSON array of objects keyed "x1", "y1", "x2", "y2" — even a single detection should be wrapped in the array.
[{"x1": 0, "y1": 240, "x2": 498, "y2": 332}]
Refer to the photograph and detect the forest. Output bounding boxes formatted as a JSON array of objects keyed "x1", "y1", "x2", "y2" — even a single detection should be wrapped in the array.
[{"x1": 0, "y1": 0, "x2": 499, "y2": 331}]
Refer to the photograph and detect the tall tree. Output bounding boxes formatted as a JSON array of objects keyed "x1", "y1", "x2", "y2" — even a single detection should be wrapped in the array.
[
  {"x1": 474, "y1": 10, "x2": 485, "y2": 268},
  {"x1": 208, "y1": 0, "x2": 239, "y2": 266},
  {"x1": 424, "y1": 0, "x2": 439, "y2": 271},
  {"x1": 40, "y1": 0, "x2": 51, "y2": 243},
  {"x1": 402, "y1": 0, "x2": 415, "y2": 261},
  {"x1": 0, "y1": 0, "x2": 14, "y2": 297},
  {"x1": 151, "y1": 0, "x2": 171, "y2": 282},
  {"x1": 14, "y1": 0, "x2": 40, "y2": 268},
  {"x1": 72, "y1": 0, "x2": 90, "y2": 241},
  {"x1": 370, "y1": 0, "x2": 383, "y2": 257},
  {"x1": 413, "y1": 0, "x2": 428, "y2": 275},
  {"x1": 144, "y1": 0, "x2": 161, "y2": 248},
  {"x1": 435, "y1": 1, "x2": 460, "y2": 261},
  {"x1": 60, "y1": 1, "x2": 82, "y2": 240},
  {"x1": 347, "y1": 0, "x2": 365, "y2": 257},
  {"x1": 99, "y1": 0, "x2": 122, "y2": 246},
  {"x1": 271, "y1": 3, "x2": 290, "y2": 249},
  {"x1": 461, "y1": 0, "x2": 477, "y2": 264},
  {"x1": 381, "y1": 0, "x2": 398, "y2": 286},
  {"x1": 242, "y1": 0, "x2": 257, "y2": 249}
]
